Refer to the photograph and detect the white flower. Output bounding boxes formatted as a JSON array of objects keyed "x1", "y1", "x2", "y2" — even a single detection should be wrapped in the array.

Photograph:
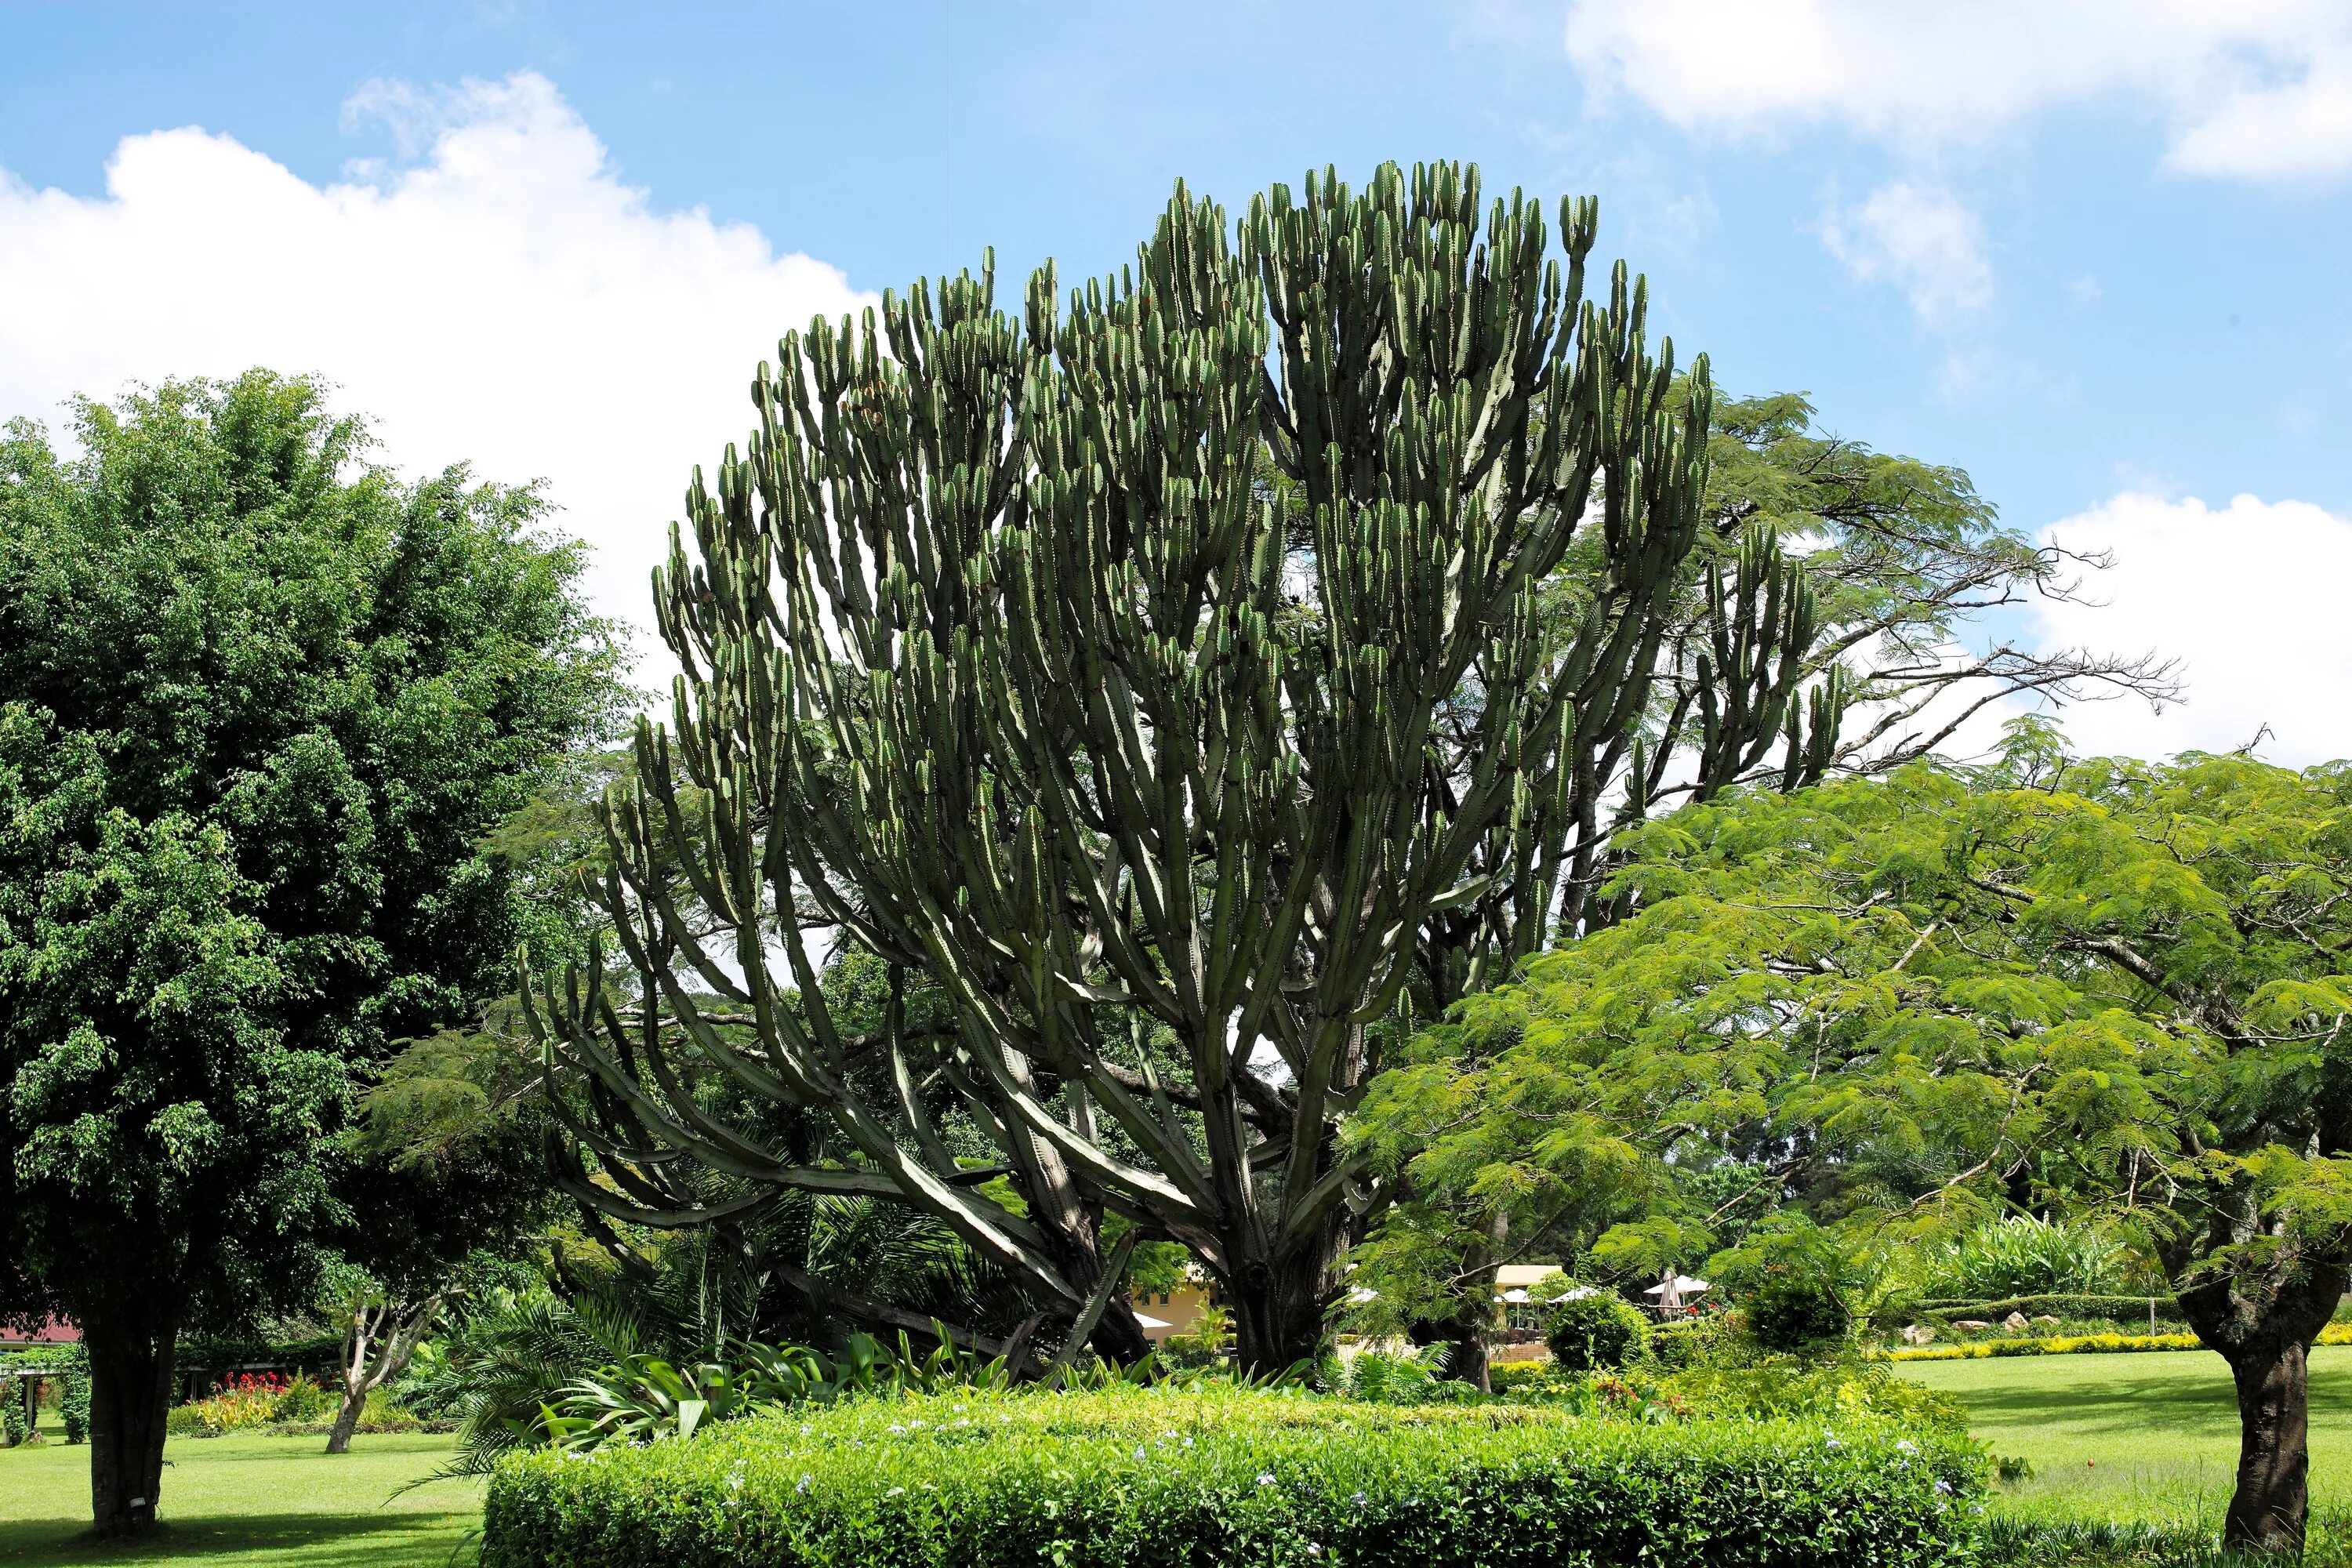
[
  {"x1": 1134, "y1": 1447, "x2": 1148, "y2": 1461},
  {"x1": 1351, "y1": 1491, "x2": 1367, "y2": 1507},
  {"x1": 889, "y1": 1424, "x2": 907, "y2": 1435},
  {"x1": 1258, "y1": 1472, "x2": 1277, "y2": 1487},
  {"x1": 1305, "y1": 1546, "x2": 1323, "y2": 1557},
  {"x1": 797, "y1": 1474, "x2": 813, "y2": 1494},
  {"x1": 1896, "y1": 1439, "x2": 1918, "y2": 1454},
  {"x1": 1824, "y1": 1436, "x2": 1842, "y2": 1450}
]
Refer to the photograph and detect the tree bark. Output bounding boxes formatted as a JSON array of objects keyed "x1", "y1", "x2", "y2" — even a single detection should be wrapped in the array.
[
  {"x1": 325, "y1": 1386, "x2": 365, "y2": 1455},
  {"x1": 2221, "y1": 1334, "x2": 2314, "y2": 1556},
  {"x1": 82, "y1": 1303, "x2": 176, "y2": 1539},
  {"x1": 1225, "y1": 1242, "x2": 1342, "y2": 1374},
  {"x1": 2176, "y1": 1252, "x2": 2347, "y2": 1558}
]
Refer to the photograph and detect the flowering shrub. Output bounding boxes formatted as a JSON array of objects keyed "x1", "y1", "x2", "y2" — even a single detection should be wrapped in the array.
[
  {"x1": 165, "y1": 1372, "x2": 292, "y2": 1437},
  {"x1": 483, "y1": 1386, "x2": 1987, "y2": 1568}
]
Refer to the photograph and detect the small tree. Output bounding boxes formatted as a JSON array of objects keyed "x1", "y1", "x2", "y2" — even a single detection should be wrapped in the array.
[
  {"x1": 321, "y1": 1268, "x2": 443, "y2": 1454},
  {"x1": 1354, "y1": 746, "x2": 2352, "y2": 1553}
]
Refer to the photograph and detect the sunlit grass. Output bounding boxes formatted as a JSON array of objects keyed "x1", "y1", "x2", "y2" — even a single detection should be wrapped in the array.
[
  {"x1": 0, "y1": 1420, "x2": 481, "y2": 1567},
  {"x1": 1901, "y1": 1344, "x2": 2352, "y2": 1563}
]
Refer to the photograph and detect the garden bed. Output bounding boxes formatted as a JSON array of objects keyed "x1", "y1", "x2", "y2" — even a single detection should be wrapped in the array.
[{"x1": 483, "y1": 1386, "x2": 1985, "y2": 1568}]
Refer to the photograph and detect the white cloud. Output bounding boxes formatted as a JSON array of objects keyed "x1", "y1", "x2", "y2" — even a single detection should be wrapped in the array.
[
  {"x1": 1564, "y1": 0, "x2": 2352, "y2": 181},
  {"x1": 0, "y1": 72, "x2": 873, "y2": 660},
  {"x1": 2031, "y1": 491, "x2": 2352, "y2": 764},
  {"x1": 1820, "y1": 182, "x2": 1991, "y2": 325}
]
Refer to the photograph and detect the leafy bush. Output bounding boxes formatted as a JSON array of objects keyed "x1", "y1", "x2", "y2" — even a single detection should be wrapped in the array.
[
  {"x1": 1745, "y1": 1275, "x2": 1849, "y2": 1352},
  {"x1": 59, "y1": 1349, "x2": 89, "y2": 1444},
  {"x1": 1657, "y1": 1355, "x2": 1970, "y2": 1435},
  {"x1": 1917, "y1": 1217, "x2": 2126, "y2": 1300},
  {"x1": 1, "y1": 1394, "x2": 26, "y2": 1446},
  {"x1": 541, "y1": 1343, "x2": 848, "y2": 1450},
  {"x1": 1323, "y1": 1345, "x2": 1480, "y2": 1404},
  {"x1": 483, "y1": 1387, "x2": 1987, "y2": 1568},
  {"x1": 1545, "y1": 1292, "x2": 1651, "y2": 1370},
  {"x1": 270, "y1": 1373, "x2": 336, "y2": 1425},
  {"x1": 1648, "y1": 1313, "x2": 1730, "y2": 1370}
]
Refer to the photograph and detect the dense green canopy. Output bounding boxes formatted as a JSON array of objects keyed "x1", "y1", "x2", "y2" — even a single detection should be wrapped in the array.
[
  {"x1": 0, "y1": 371, "x2": 625, "y2": 1533},
  {"x1": 1352, "y1": 741, "x2": 2352, "y2": 1550}
]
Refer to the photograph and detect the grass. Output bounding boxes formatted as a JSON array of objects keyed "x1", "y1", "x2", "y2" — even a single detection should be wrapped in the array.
[
  {"x1": 0, "y1": 1416, "x2": 482, "y2": 1567},
  {"x1": 1898, "y1": 1344, "x2": 2352, "y2": 1562}
]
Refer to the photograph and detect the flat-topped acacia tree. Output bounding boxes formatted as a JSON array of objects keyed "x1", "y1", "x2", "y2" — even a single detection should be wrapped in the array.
[{"x1": 529, "y1": 164, "x2": 1848, "y2": 1370}]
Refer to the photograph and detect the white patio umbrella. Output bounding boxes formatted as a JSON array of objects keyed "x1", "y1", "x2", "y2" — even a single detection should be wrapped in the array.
[{"x1": 1642, "y1": 1275, "x2": 1711, "y2": 1312}]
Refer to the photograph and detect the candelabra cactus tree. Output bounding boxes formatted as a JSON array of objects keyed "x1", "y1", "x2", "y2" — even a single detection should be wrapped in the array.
[{"x1": 528, "y1": 164, "x2": 1835, "y2": 1370}]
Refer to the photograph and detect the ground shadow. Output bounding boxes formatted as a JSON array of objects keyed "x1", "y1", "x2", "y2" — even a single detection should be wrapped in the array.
[
  {"x1": 0, "y1": 1509, "x2": 476, "y2": 1566},
  {"x1": 1951, "y1": 1370, "x2": 2242, "y2": 1432}
]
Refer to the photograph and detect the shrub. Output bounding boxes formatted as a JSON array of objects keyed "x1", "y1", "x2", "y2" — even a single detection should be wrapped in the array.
[
  {"x1": 1544, "y1": 1292, "x2": 1651, "y2": 1370},
  {"x1": 1886, "y1": 1323, "x2": 2352, "y2": 1362},
  {"x1": 1327, "y1": 1347, "x2": 1479, "y2": 1405},
  {"x1": 1647, "y1": 1313, "x2": 1730, "y2": 1370},
  {"x1": 270, "y1": 1373, "x2": 336, "y2": 1425},
  {"x1": 1, "y1": 1395, "x2": 26, "y2": 1446},
  {"x1": 1745, "y1": 1276, "x2": 1849, "y2": 1352},
  {"x1": 1917, "y1": 1217, "x2": 2125, "y2": 1300},
  {"x1": 482, "y1": 1387, "x2": 1987, "y2": 1568},
  {"x1": 1657, "y1": 1355, "x2": 1970, "y2": 1435},
  {"x1": 59, "y1": 1348, "x2": 89, "y2": 1445},
  {"x1": 165, "y1": 1372, "x2": 291, "y2": 1437}
]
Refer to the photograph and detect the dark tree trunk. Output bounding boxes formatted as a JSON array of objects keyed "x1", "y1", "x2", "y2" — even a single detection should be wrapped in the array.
[
  {"x1": 1226, "y1": 1242, "x2": 1342, "y2": 1374},
  {"x1": 2221, "y1": 1334, "x2": 2313, "y2": 1555},
  {"x1": 82, "y1": 1303, "x2": 176, "y2": 1540},
  {"x1": 2176, "y1": 1253, "x2": 2347, "y2": 1559}
]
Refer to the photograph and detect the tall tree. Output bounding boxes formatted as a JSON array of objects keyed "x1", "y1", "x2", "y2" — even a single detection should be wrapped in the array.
[
  {"x1": 1355, "y1": 745, "x2": 2351, "y2": 1555},
  {"x1": 0, "y1": 373, "x2": 625, "y2": 1535},
  {"x1": 532, "y1": 163, "x2": 2158, "y2": 1377}
]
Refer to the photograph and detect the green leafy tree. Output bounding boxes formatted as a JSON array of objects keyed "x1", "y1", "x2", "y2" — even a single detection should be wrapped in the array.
[
  {"x1": 0, "y1": 372, "x2": 624, "y2": 1535},
  {"x1": 1353, "y1": 744, "x2": 2352, "y2": 1553}
]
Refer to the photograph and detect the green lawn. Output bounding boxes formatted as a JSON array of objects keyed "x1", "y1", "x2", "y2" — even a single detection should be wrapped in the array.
[
  {"x1": 0, "y1": 1421, "x2": 481, "y2": 1567},
  {"x1": 1899, "y1": 1344, "x2": 2352, "y2": 1537}
]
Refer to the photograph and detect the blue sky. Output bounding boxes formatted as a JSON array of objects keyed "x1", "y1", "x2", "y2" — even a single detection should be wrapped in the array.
[{"x1": 5, "y1": 2, "x2": 2350, "y2": 760}]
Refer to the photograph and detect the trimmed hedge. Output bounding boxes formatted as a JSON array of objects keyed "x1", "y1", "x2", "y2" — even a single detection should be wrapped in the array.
[
  {"x1": 1899, "y1": 1294, "x2": 2185, "y2": 1327},
  {"x1": 483, "y1": 1386, "x2": 1987, "y2": 1568},
  {"x1": 1887, "y1": 1321, "x2": 2352, "y2": 1362}
]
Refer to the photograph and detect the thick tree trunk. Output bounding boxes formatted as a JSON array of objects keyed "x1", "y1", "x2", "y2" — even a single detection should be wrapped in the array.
[
  {"x1": 2221, "y1": 1335, "x2": 2312, "y2": 1555},
  {"x1": 2176, "y1": 1251, "x2": 2347, "y2": 1559},
  {"x1": 1226, "y1": 1241, "x2": 1343, "y2": 1374},
  {"x1": 325, "y1": 1386, "x2": 365, "y2": 1455},
  {"x1": 82, "y1": 1305, "x2": 176, "y2": 1540}
]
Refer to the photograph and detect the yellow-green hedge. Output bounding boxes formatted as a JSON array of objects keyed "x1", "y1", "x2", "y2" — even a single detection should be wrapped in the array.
[{"x1": 1886, "y1": 1322, "x2": 2352, "y2": 1362}]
